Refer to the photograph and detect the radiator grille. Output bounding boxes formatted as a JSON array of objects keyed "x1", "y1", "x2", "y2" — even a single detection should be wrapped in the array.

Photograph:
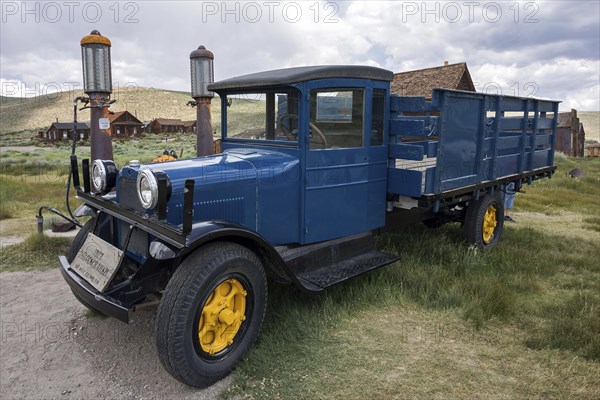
[
  {"x1": 117, "y1": 176, "x2": 144, "y2": 213},
  {"x1": 119, "y1": 222, "x2": 148, "y2": 258}
]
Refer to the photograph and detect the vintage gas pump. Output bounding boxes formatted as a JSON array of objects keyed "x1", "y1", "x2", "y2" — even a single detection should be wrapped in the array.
[
  {"x1": 37, "y1": 31, "x2": 115, "y2": 233},
  {"x1": 80, "y1": 30, "x2": 114, "y2": 161},
  {"x1": 188, "y1": 45, "x2": 215, "y2": 157}
]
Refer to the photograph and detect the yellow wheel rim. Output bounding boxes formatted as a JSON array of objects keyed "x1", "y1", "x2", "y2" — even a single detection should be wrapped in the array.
[
  {"x1": 198, "y1": 278, "x2": 247, "y2": 355},
  {"x1": 482, "y1": 204, "x2": 497, "y2": 244}
]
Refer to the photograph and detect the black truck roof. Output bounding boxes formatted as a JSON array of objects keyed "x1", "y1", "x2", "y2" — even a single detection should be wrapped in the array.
[{"x1": 208, "y1": 65, "x2": 394, "y2": 91}]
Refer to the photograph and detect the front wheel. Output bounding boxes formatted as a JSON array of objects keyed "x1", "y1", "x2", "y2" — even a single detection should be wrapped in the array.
[
  {"x1": 155, "y1": 242, "x2": 268, "y2": 388},
  {"x1": 463, "y1": 192, "x2": 505, "y2": 250}
]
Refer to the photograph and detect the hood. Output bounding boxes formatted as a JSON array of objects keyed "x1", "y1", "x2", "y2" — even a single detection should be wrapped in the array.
[
  {"x1": 133, "y1": 147, "x2": 298, "y2": 187},
  {"x1": 116, "y1": 148, "x2": 300, "y2": 240}
]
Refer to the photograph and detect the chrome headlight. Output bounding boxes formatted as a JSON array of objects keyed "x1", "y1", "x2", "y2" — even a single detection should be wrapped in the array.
[
  {"x1": 137, "y1": 170, "x2": 158, "y2": 209},
  {"x1": 91, "y1": 160, "x2": 117, "y2": 193}
]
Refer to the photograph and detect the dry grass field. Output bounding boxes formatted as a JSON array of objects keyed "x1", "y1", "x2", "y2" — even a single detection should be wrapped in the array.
[{"x1": 0, "y1": 153, "x2": 598, "y2": 399}]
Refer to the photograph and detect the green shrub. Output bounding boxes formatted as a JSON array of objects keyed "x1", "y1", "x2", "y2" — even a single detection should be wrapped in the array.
[{"x1": 0, "y1": 234, "x2": 71, "y2": 272}]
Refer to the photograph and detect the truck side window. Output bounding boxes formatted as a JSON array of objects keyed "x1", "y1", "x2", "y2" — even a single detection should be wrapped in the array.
[
  {"x1": 309, "y1": 89, "x2": 364, "y2": 149},
  {"x1": 371, "y1": 89, "x2": 385, "y2": 146},
  {"x1": 226, "y1": 89, "x2": 299, "y2": 143}
]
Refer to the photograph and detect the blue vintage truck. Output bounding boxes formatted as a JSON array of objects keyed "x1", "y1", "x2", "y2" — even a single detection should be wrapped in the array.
[{"x1": 60, "y1": 65, "x2": 558, "y2": 387}]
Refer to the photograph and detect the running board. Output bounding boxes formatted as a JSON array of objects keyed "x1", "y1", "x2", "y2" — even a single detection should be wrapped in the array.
[
  {"x1": 276, "y1": 232, "x2": 399, "y2": 292},
  {"x1": 296, "y1": 250, "x2": 399, "y2": 291}
]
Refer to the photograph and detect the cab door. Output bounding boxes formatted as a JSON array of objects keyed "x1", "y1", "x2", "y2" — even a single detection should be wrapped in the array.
[{"x1": 302, "y1": 81, "x2": 389, "y2": 244}]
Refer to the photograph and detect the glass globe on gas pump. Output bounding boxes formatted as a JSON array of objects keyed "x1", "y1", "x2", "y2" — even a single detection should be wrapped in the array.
[
  {"x1": 81, "y1": 30, "x2": 112, "y2": 94},
  {"x1": 80, "y1": 30, "x2": 114, "y2": 162}
]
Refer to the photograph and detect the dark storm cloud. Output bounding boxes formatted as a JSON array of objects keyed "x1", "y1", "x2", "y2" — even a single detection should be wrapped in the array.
[
  {"x1": 1, "y1": 0, "x2": 598, "y2": 109},
  {"x1": 466, "y1": 1, "x2": 599, "y2": 64}
]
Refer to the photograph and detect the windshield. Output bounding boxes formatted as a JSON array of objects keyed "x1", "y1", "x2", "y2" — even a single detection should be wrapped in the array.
[{"x1": 225, "y1": 88, "x2": 299, "y2": 143}]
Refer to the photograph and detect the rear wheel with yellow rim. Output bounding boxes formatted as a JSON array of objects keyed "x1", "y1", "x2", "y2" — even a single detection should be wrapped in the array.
[
  {"x1": 155, "y1": 242, "x2": 267, "y2": 388},
  {"x1": 463, "y1": 192, "x2": 504, "y2": 250}
]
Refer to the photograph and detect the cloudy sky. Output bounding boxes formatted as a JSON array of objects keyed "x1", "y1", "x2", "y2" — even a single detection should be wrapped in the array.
[{"x1": 1, "y1": 0, "x2": 598, "y2": 110}]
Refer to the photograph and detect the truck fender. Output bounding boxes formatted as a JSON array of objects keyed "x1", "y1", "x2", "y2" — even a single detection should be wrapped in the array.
[
  {"x1": 74, "y1": 204, "x2": 97, "y2": 218},
  {"x1": 176, "y1": 221, "x2": 298, "y2": 286}
]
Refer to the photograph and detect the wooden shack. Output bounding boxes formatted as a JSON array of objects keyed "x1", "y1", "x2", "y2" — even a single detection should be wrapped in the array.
[
  {"x1": 556, "y1": 109, "x2": 585, "y2": 157},
  {"x1": 42, "y1": 122, "x2": 90, "y2": 142},
  {"x1": 148, "y1": 118, "x2": 186, "y2": 134},
  {"x1": 587, "y1": 143, "x2": 600, "y2": 157},
  {"x1": 108, "y1": 111, "x2": 144, "y2": 137},
  {"x1": 182, "y1": 120, "x2": 196, "y2": 133},
  {"x1": 391, "y1": 62, "x2": 476, "y2": 99}
]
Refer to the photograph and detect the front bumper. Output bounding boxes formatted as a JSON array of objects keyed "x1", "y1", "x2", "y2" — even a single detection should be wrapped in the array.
[{"x1": 59, "y1": 256, "x2": 133, "y2": 324}]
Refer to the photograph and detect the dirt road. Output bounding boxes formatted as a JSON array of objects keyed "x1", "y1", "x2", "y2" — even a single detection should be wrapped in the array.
[{"x1": 0, "y1": 269, "x2": 231, "y2": 399}]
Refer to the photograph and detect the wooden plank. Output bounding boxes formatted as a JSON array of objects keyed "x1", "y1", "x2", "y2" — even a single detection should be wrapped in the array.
[
  {"x1": 424, "y1": 167, "x2": 436, "y2": 194},
  {"x1": 390, "y1": 96, "x2": 426, "y2": 113},
  {"x1": 534, "y1": 134, "x2": 552, "y2": 147},
  {"x1": 395, "y1": 158, "x2": 436, "y2": 170},
  {"x1": 389, "y1": 119, "x2": 425, "y2": 136},
  {"x1": 537, "y1": 118, "x2": 554, "y2": 129},
  {"x1": 538, "y1": 101, "x2": 556, "y2": 112},
  {"x1": 489, "y1": 96, "x2": 502, "y2": 180},
  {"x1": 389, "y1": 143, "x2": 424, "y2": 161},
  {"x1": 499, "y1": 117, "x2": 524, "y2": 131},
  {"x1": 497, "y1": 135, "x2": 522, "y2": 150},
  {"x1": 387, "y1": 168, "x2": 422, "y2": 197},
  {"x1": 426, "y1": 141, "x2": 438, "y2": 157},
  {"x1": 500, "y1": 97, "x2": 527, "y2": 111}
]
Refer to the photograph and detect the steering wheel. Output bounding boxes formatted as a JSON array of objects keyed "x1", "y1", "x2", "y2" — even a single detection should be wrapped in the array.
[{"x1": 277, "y1": 114, "x2": 328, "y2": 148}]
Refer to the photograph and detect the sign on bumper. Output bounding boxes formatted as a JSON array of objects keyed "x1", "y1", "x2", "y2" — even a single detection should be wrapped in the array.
[{"x1": 71, "y1": 233, "x2": 123, "y2": 292}]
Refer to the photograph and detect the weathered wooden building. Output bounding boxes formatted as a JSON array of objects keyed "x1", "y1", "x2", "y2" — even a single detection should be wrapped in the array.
[
  {"x1": 41, "y1": 122, "x2": 90, "y2": 142},
  {"x1": 391, "y1": 62, "x2": 476, "y2": 99},
  {"x1": 108, "y1": 111, "x2": 144, "y2": 137},
  {"x1": 182, "y1": 120, "x2": 196, "y2": 133},
  {"x1": 146, "y1": 118, "x2": 196, "y2": 134},
  {"x1": 556, "y1": 109, "x2": 585, "y2": 157},
  {"x1": 147, "y1": 118, "x2": 186, "y2": 134},
  {"x1": 587, "y1": 143, "x2": 600, "y2": 157},
  {"x1": 40, "y1": 111, "x2": 142, "y2": 143}
]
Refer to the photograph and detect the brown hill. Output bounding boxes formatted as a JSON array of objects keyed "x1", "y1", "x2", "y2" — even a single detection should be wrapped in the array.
[{"x1": 0, "y1": 87, "x2": 222, "y2": 135}]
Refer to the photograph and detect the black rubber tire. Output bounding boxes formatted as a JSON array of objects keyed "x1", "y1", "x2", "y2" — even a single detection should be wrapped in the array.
[
  {"x1": 155, "y1": 242, "x2": 268, "y2": 388},
  {"x1": 66, "y1": 218, "x2": 105, "y2": 316},
  {"x1": 463, "y1": 192, "x2": 505, "y2": 250}
]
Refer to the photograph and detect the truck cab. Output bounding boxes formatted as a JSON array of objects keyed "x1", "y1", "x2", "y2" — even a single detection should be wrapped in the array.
[{"x1": 211, "y1": 65, "x2": 393, "y2": 244}]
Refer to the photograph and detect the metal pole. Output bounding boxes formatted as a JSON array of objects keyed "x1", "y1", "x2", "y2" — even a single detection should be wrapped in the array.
[
  {"x1": 89, "y1": 94, "x2": 114, "y2": 161},
  {"x1": 189, "y1": 45, "x2": 215, "y2": 157},
  {"x1": 196, "y1": 98, "x2": 214, "y2": 157}
]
